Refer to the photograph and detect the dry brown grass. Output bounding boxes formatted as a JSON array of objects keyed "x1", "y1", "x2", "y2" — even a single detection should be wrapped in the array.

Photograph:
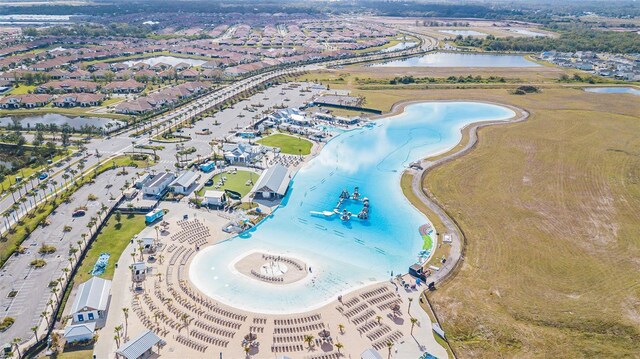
[
  {"x1": 301, "y1": 75, "x2": 640, "y2": 357},
  {"x1": 421, "y1": 89, "x2": 640, "y2": 358}
]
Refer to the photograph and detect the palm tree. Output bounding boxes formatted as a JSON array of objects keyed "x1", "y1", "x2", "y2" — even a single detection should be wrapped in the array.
[
  {"x1": 303, "y1": 334, "x2": 314, "y2": 349},
  {"x1": 31, "y1": 326, "x2": 39, "y2": 341},
  {"x1": 410, "y1": 317, "x2": 418, "y2": 335},
  {"x1": 243, "y1": 345, "x2": 250, "y2": 358},
  {"x1": 408, "y1": 297, "x2": 413, "y2": 314},
  {"x1": 335, "y1": 341, "x2": 344, "y2": 354},
  {"x1": 386, "y1": 341, "x2": 394, "y2": 359},
  {"x1": 376, "y1": 315, "x2": 382, "y2": 325},
  {"x1": 40, "y1": 311, "x2": 50, "y2": 327},
  {"x1": 122, "y1": 307, "x2": 129, "y2": 338},
  {"x1": 51, "y1": 287, "x2": 59, "y2": 302},
  {"x1": 11, "y1": 338, "x2": 21, "y2": 359},
  {"x1": 81, "y1": 233, "x2": 88, "y2": 246},
  {"x1": 338, "y1": 323, "x2": 344, "y2": 334}
]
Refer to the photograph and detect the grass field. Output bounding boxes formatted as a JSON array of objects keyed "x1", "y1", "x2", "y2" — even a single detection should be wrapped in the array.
[
  {"x1": 257, "y1": 133, "x2": 313, "y2": 155},
  {"x1": 301, "y1": 72, "x2": 640, "y2": 357},
  {"x1": 8, "y1": 85, "x2": 37, "y2": 95},
  {"x1": 198, "y1": 169, "x2": 257, "y2": 198},
  {"x1": 74, "y1": 214, "x2": 147, "y2": 284}
]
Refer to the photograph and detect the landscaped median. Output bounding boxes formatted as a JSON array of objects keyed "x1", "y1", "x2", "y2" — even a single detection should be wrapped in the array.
[{"x1": 0, "y1": 154, "x2": 154, "y2": 268}]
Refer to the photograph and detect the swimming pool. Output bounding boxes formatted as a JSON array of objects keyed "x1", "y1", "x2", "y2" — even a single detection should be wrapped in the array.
[{"x1": 190, "y1": 102, "x2": 515, "y2": 313}]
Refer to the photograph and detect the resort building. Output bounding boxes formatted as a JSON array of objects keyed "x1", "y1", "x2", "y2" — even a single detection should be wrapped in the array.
[
  {"x1": 68, "y1": 277, "x2": 112, "y2": 326},
  {"x1": 169, "y1": 171, "x2": 200, "y2": 195},
  {"x1": 115, "y1": 330, "x2": 163, "y2": 359},
  {"x1": 202, "y1": 190, "x2": 227, "y2": 208},
  {"x1": 253, "y1": 164, "x2": 291, "y2": 199},
  {"x1": 63, "y1": 322, "x2": 96, "y2": 344},
  {"x1": 142, "y1": 172, "x2": 176, "y2": 197},
  {"x1": 131, "y1": 262, "x2": 147, "y2": 282},
  {"x1": 222, "y1": 143, "x2": 264, "y2": 164}
]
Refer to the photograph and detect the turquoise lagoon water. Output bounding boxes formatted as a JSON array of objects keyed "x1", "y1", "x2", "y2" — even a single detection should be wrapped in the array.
[
  {"x1": 371, "y1": 52, "x2": 540, "y2": 68},
  {"x1": 584, "y1": 87, "x2": 640, "y2": 96},
  {"x1": 190, "y1": 102, "x2": 515, "y2": 313}
]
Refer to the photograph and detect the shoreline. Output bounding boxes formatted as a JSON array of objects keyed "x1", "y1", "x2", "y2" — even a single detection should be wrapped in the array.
[{"x1": 380, "y1": 99, "x2": 528, "y2": 287}]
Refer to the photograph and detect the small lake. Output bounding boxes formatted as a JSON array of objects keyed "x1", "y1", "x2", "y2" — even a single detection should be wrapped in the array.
[
  {"x1": 380, "y1": 41, "x2": 418, "y2": 53},
  {"x1": 508, "y1": 29, "x2": 550, "y2": 37},
  {"x1": 122, "y1": 56, "x2": 207, "y2": 67},
  {"x1": 584, "y1": 87, "x2": 640, "y2": 96},
  {"x1": 440, "y1": 30, "x2": 487, "y2": 37},
  {"x1": 371, "y1": 52, "x2": 541, "y2": 68},
  {"x1": 0, "y1": 114, "x2": 126, "y2": 131}
]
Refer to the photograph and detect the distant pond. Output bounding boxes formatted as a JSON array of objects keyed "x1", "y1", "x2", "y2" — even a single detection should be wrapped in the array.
[
  {"x1": 439, "y1": 30, "x2": 487, "y2": 37},
  {"x1": 0, "y1": 114, "x2": 126, "y2": 131},
  {"x1": 370, "y1": 52, "x2": 541, "y2": 68},
  {"x1": 584, "y1": 87, "x2": 640, "y2": 96}
]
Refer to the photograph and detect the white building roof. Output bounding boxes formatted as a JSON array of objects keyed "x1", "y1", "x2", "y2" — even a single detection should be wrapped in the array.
[
  {"x1": 170, "y1": 171, "x2": 198, "y2": 188},
  {"x1": 116, "y1": 330, "x2": 162, "y2": 359},
  {"x1": 254, "y1": 164, "x2": 290, "y2": 196},
  {"x1": 144, "y1": 172, "x2": 175, "y2": 189},
  {"x1": 360, "y1": 348, "x2": 384, "y2": 359},
  {"x1": 204, "y1": 190, "x2": 226, "y2": 200},
  {"x1": 64, "y1": 322, "x2": 96, "y2": 338},
  {"x1": 70, "y1": 277, "x2": 112, "y2": 313}
]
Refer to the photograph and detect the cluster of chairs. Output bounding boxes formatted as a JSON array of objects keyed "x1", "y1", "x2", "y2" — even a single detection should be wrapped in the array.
[
  {"x1": 273, "y1": 335, "x2": 305, "y2": 344},
  {"x1": 342, "y1": 296, "x2": 361, "y2": 308},
  {"x1": 250, "y1": 269, "x2": 284, "y2": 282},
  {"x1": 360, "y1": 286, "x2": 390, "y2": 300},
  {"x1": 176, "y1": 279, "x2": 247, "y2": 322},
  {"x1": 341, "y1": 303, "x2": 368, "y2": 318},
  {"x1": 271, "y1": 343, "x2": 304, "y2": 353},
  {"x1": 274, "y1": 314, "x2": 321, "y2": 326},
  {"x1": 357, "y1": 321, "x2": 380, "y2": 335},
  {"x1": 352, "y1": 309, "x2": 376, "y2": 325},
  {"x1": 171, "y1": 219, "x2": 210, "y2": 246},
  {"x1": 366, "y1": 325, "x2": 392, "y2": 342},
  {"x1": 253, "y1": 317, "x2": 267, "y2": 325},
  {"x1": 378, "y1": 298, "x2": 402, "y2": 312},
  {"x1": 176, "y1": 335, "x2": 207, "y2": 352},
  {"x1": 249, "y1": 325, "x2": 264, "y2": 334},
  {"x1": 372, "y1": 331, "x2": 404, "y2": 351},
  {"x1": 305, "y1": 351, "x2": 342, "y2": 359},
  {"x1": 262, "y1": 254, "x2": 305, "y2": 271},
  {"x1": 273, "y1": 322, "x2": 325, "y2": 335},
  {"x1": 367, "y1": 291, "x2": 397, "y2": 306},
  {"x1": 195, "y1": 320, "x2": 235, "y2": 338},
  {"x1": 269, "y1": 154, "x2": 302, "y2": 167},
  {"x1": 190, "y1": 329, "x2": 229, "y2": 347},
  {"x1": 169, "y1": 246, "x2": 187, "y2": 266}
]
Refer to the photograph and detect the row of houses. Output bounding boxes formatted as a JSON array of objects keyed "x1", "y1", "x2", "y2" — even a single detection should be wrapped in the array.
[
  {"x1": 114, "y1": 80, "x2": 208, "y2": 115},
  {"x1": 539, "y1": 51, "x2": 640, "y2": 81}
]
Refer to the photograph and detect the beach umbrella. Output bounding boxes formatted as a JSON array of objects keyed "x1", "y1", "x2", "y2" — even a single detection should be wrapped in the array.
[
  {"x1": 391, "y1": 303, "x2": 401, "y2": 313},
  {"x1": 244, "y1": 333, "x2": 257, "y2": 342},
  {"x1": 319, "y1": 329, "x2": 331, "y2": 339}
]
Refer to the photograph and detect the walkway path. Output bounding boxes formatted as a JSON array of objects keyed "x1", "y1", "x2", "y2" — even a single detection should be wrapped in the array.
[{"x1": 400, "y1": 101, "x2": 529, "y2": 286}]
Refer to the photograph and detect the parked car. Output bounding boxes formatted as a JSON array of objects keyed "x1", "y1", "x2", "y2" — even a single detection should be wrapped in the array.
[
  {"x1": 38, "y1": 173, "x2": 48, "y2": 180},
  {"x1": 72, "y1": 210, "x2": 86, "y2": 217}
]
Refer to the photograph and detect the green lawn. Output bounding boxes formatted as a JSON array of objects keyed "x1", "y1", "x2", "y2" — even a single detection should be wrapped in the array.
[
  {"x1": 74, "y1": 214, "x2": 147, "y2": 284},
  {"x1": 198, "y1": 170, "x2": 257, "y2": 198},
  {"x1": 257, "y1": 133, "x2": 312, "y2": 155},
  {"x1": 8, "y1": 85, "x2": 36, "y2": 95}
]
